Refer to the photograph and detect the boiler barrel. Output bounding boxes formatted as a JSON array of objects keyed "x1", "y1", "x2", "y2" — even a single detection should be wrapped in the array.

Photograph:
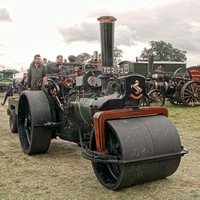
[
  {"x1": 91, "y1": 115, "x2": 186, "y2": 189},
  {"x1": 66, "y1": 95, "x2": 93, "y2": 123}
]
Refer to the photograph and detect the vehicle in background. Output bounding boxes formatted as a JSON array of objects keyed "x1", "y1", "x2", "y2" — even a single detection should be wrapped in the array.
[
  {"x1": 0, "y1": 69, "x2": 19, "y2": 92},
  {"x1": 119, "y1": 60, "x2": 186, "y2": 77},
  {"x1": 143, "y1": 56, "x2": 200, "y2": 106},
  {"x1": 0, "y1": 77, "x2": 13, "y2": 92},
  {"x1": 188, "y1": 66, "x2": 200, "y2": 82}
]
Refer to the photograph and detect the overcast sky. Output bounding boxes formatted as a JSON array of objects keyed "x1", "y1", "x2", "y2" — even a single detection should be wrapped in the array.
[{"x1": 0, "y1": 0, "x2": 199, "y2": 70}]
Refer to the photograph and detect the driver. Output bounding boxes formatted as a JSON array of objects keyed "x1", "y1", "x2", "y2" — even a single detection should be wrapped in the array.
[
  {"x1": 49, "y1": 55, "x2": 66, "y2": 75},
  {"x1": 27, "y1": 54, "x2": 46, "y2": 90}
]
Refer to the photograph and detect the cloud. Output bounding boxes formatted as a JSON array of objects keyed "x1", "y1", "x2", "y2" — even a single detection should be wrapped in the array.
[
  {"x1": 115, "y1": 0, "x2": 200, "y2": 52},
  {"x1": 115, "y1": 25, "x2": 137, "y2": 46},
  {"x1": 58, "y1": 0, "x2": 200, "y2": 53},
  {"x1": 0, "y1": 62, "x2": 7, "y2": 69},
  {"x1": 0, "y1": 8, "x2": 12, "y2": 22},
  {"x1": 58, "y1": 22, "x2": 99, "y2": 44}
]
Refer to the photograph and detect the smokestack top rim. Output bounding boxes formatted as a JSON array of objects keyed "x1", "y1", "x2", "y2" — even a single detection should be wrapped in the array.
[{"x1": 97, "y1": 16, "x2": 117, "y2": 23}]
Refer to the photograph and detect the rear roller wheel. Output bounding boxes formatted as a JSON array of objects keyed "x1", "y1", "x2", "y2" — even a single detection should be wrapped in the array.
[
  {"x1": 10, "y1": 109, "x2": 18, "y2": 133},
  {"x1": 90, "y1": 115, "x2": 184, "y2": 189},
  {"x1": 18, "y1": 91, "x2": 52, "y2": 155}
]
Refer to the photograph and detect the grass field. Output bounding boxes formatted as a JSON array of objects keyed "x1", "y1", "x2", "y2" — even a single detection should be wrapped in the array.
[{"x1": 0, "y1": 96, "x2": 200, "y2": 200}]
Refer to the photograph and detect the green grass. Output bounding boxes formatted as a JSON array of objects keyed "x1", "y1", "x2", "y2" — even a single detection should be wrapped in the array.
[
  {"x1": 167, "y1": 103, "x2": 200, "y2": 132},
  {"x1": 0, "y1": 97, "x2": 200, "y2": 200}
]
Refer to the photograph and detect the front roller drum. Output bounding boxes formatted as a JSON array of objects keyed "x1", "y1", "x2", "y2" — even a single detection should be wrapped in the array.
[{"x1": 90, "y1": 115, "x2": 186, "y2": 189}]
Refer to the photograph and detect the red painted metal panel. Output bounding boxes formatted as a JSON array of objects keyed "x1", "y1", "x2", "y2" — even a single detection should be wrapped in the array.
[
  {"x1": 93, "y1": 107, "x2": 168, "y2": 153},
  {"x1": 188, "y1": 67, "x2": 200, "y2": 82}
]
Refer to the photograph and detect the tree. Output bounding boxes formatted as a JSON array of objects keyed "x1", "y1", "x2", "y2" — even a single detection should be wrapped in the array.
[
  {"x1": 140, "y1": 41, "x2": 187, "y2": 62},
  {"x1": 114, "y1": 47, "x2": 123, "y2": 67},
  {"x1": 75, "y1": 53, "x2": 92, "y2": 64},
  {"x1": 75, "y1": 47, "x2": 123, "y2": 66},
  {"x1": 99, "y1": 47, "x2": 123, "y2": 67}
]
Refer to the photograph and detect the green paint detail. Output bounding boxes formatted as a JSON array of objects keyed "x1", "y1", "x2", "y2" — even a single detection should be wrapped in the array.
[
  {"x1": 75, "y1": 99, "x2": 84, "y2": 122},
  {"x1": 0, "y1": 78, "x2": 13, "y2": 87},
  {"x1": 66, "y1": 95, "x2": 85, "y2": 123},
  {"x1": 66, "y1": 94, "x2": 96, "y2": 123},
  {"x1": 79, "y1": 98, "x2": 93, "y2": 122}
]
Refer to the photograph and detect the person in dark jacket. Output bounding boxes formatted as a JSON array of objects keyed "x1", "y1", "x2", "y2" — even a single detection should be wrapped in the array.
[
  {"x1": 18, "y1": 76, "x2": 27, "y2": 94},
  {"x1": 1, "y1": 83, "x2": 13, "y2": 106},
  {"x1": 49, "y1": 55, "x2": 64, "y2": 75},
  {"x1": 27, "y1": 54, "x2": 45, "y2": 90}
]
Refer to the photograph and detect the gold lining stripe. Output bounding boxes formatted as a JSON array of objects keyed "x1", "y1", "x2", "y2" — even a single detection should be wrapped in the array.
[
  {"x1": 67, "y1": 95, "x2": 74, "y2": 106},
  {"x1": 154, "y1": 81, "x2": 158, "y2": 89},
  {"x1": 89, "y1": 99, "x2": 93, "y2": 118},
  {"x1": 74, "y1": 97, "x2": 77, "y2": 113},
  {"x1": 78, "y1": 99, "x2": 87, "y2": 123},
  {"x1": 165, "y1": 82, "x2": 168, "y2": 91}
]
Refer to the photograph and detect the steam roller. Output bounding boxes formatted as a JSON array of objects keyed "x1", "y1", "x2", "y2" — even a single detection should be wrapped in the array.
[
  {"x1": 87, "y1": 109, "x2": 184, "y2": 189},
  {"x1": 17, "y1": 16, "x2": 187, "y2": 190}
]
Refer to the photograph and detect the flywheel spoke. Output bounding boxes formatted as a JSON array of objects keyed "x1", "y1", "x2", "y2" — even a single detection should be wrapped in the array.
[{"x1": 185, "y1": 88, "x2": 192, "y2": 94}]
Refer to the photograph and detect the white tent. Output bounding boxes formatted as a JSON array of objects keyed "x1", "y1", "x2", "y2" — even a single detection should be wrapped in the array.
[{"x1": 13, "y1": 72, "x2": 27, "y2": 80}]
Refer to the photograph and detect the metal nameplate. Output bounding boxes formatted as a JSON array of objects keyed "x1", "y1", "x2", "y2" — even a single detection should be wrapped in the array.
[{"x1": 102, "y1": 66, "x2": 124, "y2": 74}]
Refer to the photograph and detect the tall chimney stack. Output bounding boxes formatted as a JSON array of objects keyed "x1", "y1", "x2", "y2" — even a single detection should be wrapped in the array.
[
  {"x1": 97, "y1": 16, "x2": 117, "y2": 94},
  {"x1": 98, "y1": 16, "x2": 117, "y2": 67}
]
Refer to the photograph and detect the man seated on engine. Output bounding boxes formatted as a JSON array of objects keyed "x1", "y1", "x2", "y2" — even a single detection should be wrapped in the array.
[{"x1": 49, "y1": 55, "x2": 67, "y2": 75}]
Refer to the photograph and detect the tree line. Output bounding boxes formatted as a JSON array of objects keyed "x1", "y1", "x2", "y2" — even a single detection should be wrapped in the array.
[
  {"x1": 74, "y1": 47, "x2": 123, "y2": 67},
  {"x1": 73, "y1": 41, "x2": 187, "y2": 65}
]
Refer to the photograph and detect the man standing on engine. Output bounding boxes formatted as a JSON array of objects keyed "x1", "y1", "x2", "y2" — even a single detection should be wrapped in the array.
[
  {"x1": 49, "y1": 55, "x2": 65, "y2": 74},
  {"x1": 27, "y1": 54, "x2": 45, "y2": 90}
]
